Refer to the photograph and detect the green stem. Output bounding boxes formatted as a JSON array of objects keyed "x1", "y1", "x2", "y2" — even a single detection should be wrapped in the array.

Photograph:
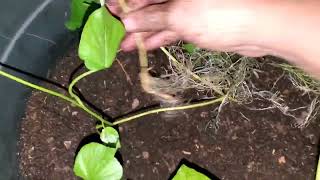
[
  {"x1": 68, "y1": 70, "x2": 97, "y2": 107},
  {"x1": 113, "y1": 96, "x2": 225, "y2": 125},
  {"x1": 96, "y1": 124, "x2": 104, "y2": 129},
  {"x1": 0, "y1": 70, "x2": 78, "y2": 104},
  {"x1": 316, "y1": 155, "x2": 320, "y2": 180},
  {"x1": 68, "y1": 70, "x2": 111, "y2": 126},
  {"x1": 75, "y1": 99, "x2": 111, "y2": 126},
  {"x1": 0, "y1": 70, "x2": 112, "y2": 126}
]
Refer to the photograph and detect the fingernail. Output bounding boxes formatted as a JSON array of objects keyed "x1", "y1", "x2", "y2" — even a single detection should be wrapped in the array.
[{"x1": 123, "y1": 18, "x2": 135, "y2": 32}]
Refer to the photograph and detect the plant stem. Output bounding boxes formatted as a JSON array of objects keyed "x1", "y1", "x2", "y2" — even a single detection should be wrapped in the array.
[
  {"x1": 160, "y1": 47, "x2": 225, "y2": 96},
  {"x1": 100, "y1": 0, "x2": 105, "y2": 7},
  {"x1": 68, "y1": 70, "x2": 111, "y2": 125},
  {"x1": 113, "y1": 96, "x2": 226, "y2": 125},
  {"x1": 118, "y1": 0, "x2": 148, "y2": 68},
  {"x1": 76, "y1": 99, "x2": 112, "y2": 126},
  {"x1": 0, "y1": 70, "x2": 112, "y2": 126},
  {"x1": 0, "y1": 70, "x2": 78, "y2": 104},
  {"x1": 68, "y1": 70, "x2": 97, "y2": 107},
  {"x1": 316, "y1": 155, "x2": 320, "y2": 180},
  {"x1": 135, "y1": 35, "x2": 148, "y2": 68}
]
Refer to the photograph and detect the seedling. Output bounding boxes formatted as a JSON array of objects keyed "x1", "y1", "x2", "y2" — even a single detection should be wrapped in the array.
[
  {"x1": 66, "y1": 1, "x2": 223, "y2": 178},
  {"x1": 0, "y1": 0, "x2": 318, "y2": 178}
]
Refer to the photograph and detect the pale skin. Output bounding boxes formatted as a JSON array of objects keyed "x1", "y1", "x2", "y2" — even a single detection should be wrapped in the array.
[{"x1": 107, "y1": 0, "x2": 320, "y2": 78}]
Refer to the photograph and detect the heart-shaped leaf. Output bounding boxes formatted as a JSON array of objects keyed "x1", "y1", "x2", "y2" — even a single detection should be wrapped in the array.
[
  {"x1": 172, "y1": 164, "x2": 210, "y2": 180},
  {"x1": 79, "y1": 7, "x2": 125, "y2": 70},
  {"x1": 74, "y1": 142, "x2": 123, "y2": 180},
  {"x1": 66, "y1": 0, "x2": 100, "y2": 31},
  {"x1": 100, "y1": 127, "x2": 121, "y2": 149}
]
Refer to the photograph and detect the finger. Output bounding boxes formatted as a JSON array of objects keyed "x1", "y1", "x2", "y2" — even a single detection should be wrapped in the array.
[
  {"x1": 143, "y1": 30, "x2": 178, "y2": 50},
  {"x1": 230, "y1": 45, "x2": 269, "y2": 57},
  {"x1": 126, "y1": 0, "x2": 168, "y2": 11},
  {"x1": 106, "y1": 0, "x2": 118, "y2": 6},
  {"x1": 107, "y1": 0, "x2": 168, "y2": 16},
  {"x1": 236, "y1": 50, "x2": 268, "y2": 57},
  {"x1": 106, "y1": 0, "x2": 121, "y2": 15},
  {"x1": 121, "y1": 32, "x2": 156, "y2": 51},
  {"x1": 107, "y1": 4, "x2": 122, "y2": 15},
  {"x1": 123, "y1": 4, "x2": 169, "y2": 32}
]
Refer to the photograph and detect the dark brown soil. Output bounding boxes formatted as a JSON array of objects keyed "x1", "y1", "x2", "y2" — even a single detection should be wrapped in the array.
[{"x1": 18, "y1": 46, "x2": 320, "y2": 180}]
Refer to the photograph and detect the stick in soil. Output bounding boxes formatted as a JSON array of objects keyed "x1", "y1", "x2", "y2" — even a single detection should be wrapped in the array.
[{"x1": 116, "y1": 59, "x2": 133, "y2": 85}]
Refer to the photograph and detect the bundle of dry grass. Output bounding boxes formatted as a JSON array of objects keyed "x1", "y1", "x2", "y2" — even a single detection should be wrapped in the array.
[
  {"x1": 160, "y1": 42, "x2": 258, "y2": 103},
  {"x1": 157, "y1": 42, "x2": 320, "y2": 128}
]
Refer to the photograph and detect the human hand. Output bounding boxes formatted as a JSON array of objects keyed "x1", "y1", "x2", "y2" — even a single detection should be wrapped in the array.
[
  {"x1": 107, "y1": 0, "x2": 320, "y2": 78},
  {"x1": 107, "y1": 0, "x2": 274, "y2": 57}
]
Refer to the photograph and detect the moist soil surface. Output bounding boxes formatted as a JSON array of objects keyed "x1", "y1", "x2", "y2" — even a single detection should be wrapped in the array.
[{"x1": 18, "y1": 46, "x2": 320, "y2": 180}]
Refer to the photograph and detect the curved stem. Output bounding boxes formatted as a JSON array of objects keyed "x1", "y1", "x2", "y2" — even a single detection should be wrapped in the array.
[
  {"x1": 77, "y1": 100, "x2": 112, "y2": 126},
  {"x1": 68, "y1": 70, "x2": 97, "y2": 107},
  {"x1": 68, "y1": 70, "x2": 111, "y2": 125},
  {"x1": 68, "y1": 69, "x2": 111, "y2": 126},
  {"x1": 113, "y1": 96, "x2": 226, "y2": 125},
  {"x1": 0, "y1": 70, "x2": 112, "y2": 126},
  {"x1": 0, "y1": 70, "x2": 77, "y2": 104}
]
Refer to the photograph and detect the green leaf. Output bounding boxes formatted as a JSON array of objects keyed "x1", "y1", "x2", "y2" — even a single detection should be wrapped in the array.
[
  {"x1": 183, "y1": 43, "x2": 197, "y2": 54},
  {"x1": 100, "y1": 127, "x2": 121, "y2": 149},
  {"x1": 316, "y1": 155, "x2": 320, "y2": 180},
  {"x1": 172, "y1": 164, "x2": 210, "y2": 180},
  {"x1": 66, "y1": 0, "x2": 100, "y2": 31},
  {"x1": 79, "y1": 7, "x2": 126, "y2": 70},
  {"x1": 74, "y1": 142, "x2": 123, "y2": 180}
]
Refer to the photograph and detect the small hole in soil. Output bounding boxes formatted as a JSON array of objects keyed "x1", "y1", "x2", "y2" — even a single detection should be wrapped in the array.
[
  {"x1": 75, "y1": 133, "x2": 102, "y2": 156},
  {"x1": 115, "y1": 151, "x2": 124, "y2": 166},
  {"x1": 168, "y1": 159, "x2": 220, "y2": 180}
]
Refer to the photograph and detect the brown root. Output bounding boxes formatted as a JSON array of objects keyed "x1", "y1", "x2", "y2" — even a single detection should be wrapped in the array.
[{"x1": 139, "y1": 67, "x2": 179, "y2": 103}]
